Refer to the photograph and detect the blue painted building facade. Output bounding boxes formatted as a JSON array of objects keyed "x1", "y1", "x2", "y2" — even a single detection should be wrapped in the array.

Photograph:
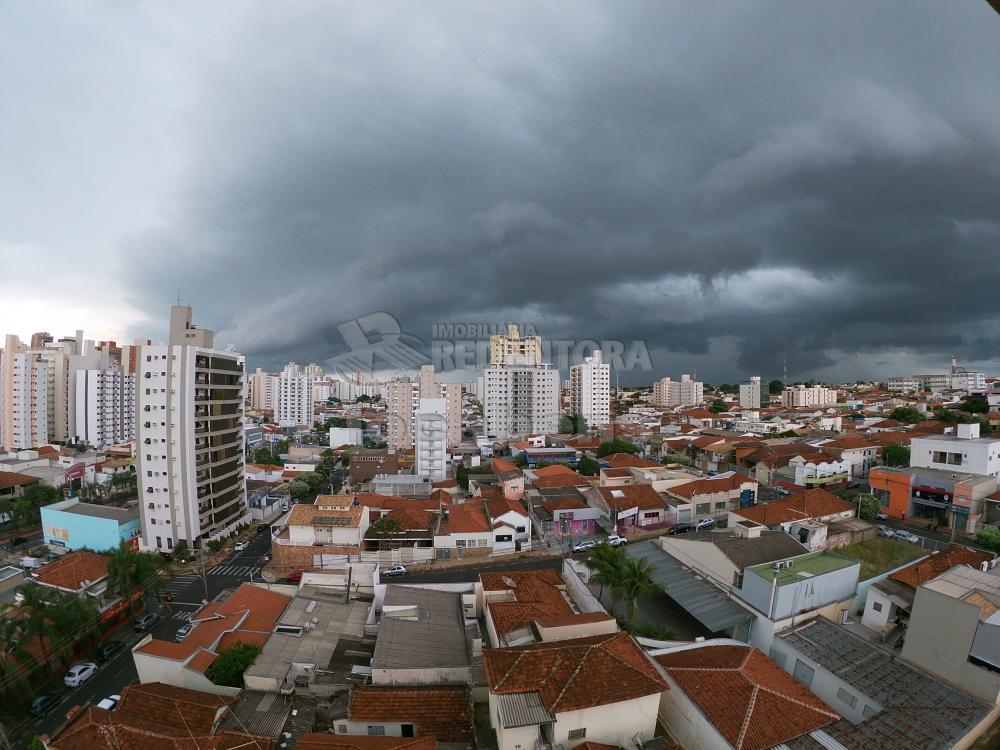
[{"x1": 41, "y1": 498, "x2": 141, "y2": 552}]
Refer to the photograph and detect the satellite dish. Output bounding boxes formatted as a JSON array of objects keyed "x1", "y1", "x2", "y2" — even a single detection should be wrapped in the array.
[{"x1": 261, "y1": 570, "x2": 277, "y2": 583}]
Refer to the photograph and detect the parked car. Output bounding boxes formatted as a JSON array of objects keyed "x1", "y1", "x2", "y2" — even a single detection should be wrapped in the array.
[
  {"x1": 606, "y1": 535, "x2": 628, "y2": 547},
  {"x1": 285, "y1": 569, "x2": 306, "y2": 583},
  {"x1": 774, "y1": 487, "x2": 791, "y2": 496},
  {"x1": 668, "y1": 523, "x2": 694, "y2": 536},
  {"x1": 30, "y1": 693, "x2": 60, "y2": 716},
  {"x1": 876, "y1": 525, "x2": 895, "y2": 538},
  {"x1": 876, "y1": 512, "x2": 889, "y2": 521},
  {"x1": 257, "y1": 524, "x2": 271, "y2": 535},
  {"x1": 234, "y1": 541, "x2": 249, "y2": 552},
  {"x1": 96, "y1": 694, "x2": 121, "y2": 711},
  {"x1": 133, "y1": 613, "x2": 159, "y2": 632},
  {"x1": 572, "y1": 540, "x2": 597, "y2": 553},
  {"x1": 261, "y1": 553, "x2": 271, "y2": 563},
  {"x1": 383, "y1": 564, "x2": 407, "y2": 577},
  {"x1": 895, "y1": 530, "x2": 920, "y2": 544},
  {"x1": 695, "y1": 516, "x2": 715, "y2": 531},
  {"x1": 95, "y1": 640, "x2": 126, "y2": 662},
  {"x1": 64, "y1": 662, "x2": 98, "y2": 688},
  {"x1": 174, "y1": 624, "x2": 193, "y2": 642}
]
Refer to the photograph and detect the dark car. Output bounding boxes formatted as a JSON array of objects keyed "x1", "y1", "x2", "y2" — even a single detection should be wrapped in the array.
[
  {"x1": 11, "y1": 536, "x2": 27, "y2": 548},
  {"x1": 30, "y1": 693, "x2": 60, "y2": 716},
  {"x1": 668, "y1": 523, "x2": 694, "y2": 536},
  {"x1": 257, "y1": 524, "x2": 271, "y2": 535},
  {"x1": 133, "y1": 613, "x2": 159, "y2": 632},
  {"x1": 95, "y1": 640, "x2": 126, "y2": 662},
  {"x1": 285, "y1": 569, "x2": 306, "y2": 583}
]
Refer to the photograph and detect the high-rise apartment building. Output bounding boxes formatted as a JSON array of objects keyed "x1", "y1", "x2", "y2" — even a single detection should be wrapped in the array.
[
  {"x1": 781, "y1": 384, "x2": 838, "y2": 408},
  {"x1": 652, "y1": 374, "x2": 704, "y2": 407},
  {"x1": 483, "y1": 362, "x2": 559, "y2": 440},
  {"x1": 248, "y1": 368, "x2": 278, "y2": 411},
  {"x1": 276, "y1": 362, "x2": 314, "y2": 427},
  {"x1": 0, "y1": 335, "x2": 50, "y2": 450},
  {"x1": 136, "y1": 306, "x2": 247, "y2": 551},
  {"x1": 569, "y1": 350, "x2": 610, "y2": 428},
  {"x1": 489, "y1": 324, "x2": 542, "y2": 366},
  {"x1": 739, "y1": 376, "x2": 762, "y2": 409},
  {"x1": 415, "y1": 397, "x2": 448, "y2": 481},
  {"x1": 386, "y1": 365, "x2": 462, "y2": 451},
  {"x1": 304, "y1": 363, "x2": 324, "y2": 378},
  {"x1": 75, "y1": 366, "x2": 136, "y2": 447}
]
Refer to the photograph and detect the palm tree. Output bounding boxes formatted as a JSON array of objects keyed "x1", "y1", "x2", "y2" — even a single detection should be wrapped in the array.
[
  {"x1": 0, "y1": 606, "x2": 34, "y2": 698},
  {"x1": 53, "y1": 591, "x2": 100, "y2": 652},
  {"x1": 106, "y1": 544, "x2": 165, "y2": 606},
  {"x1": 15, "y1": 585, "x2": 64, "y2": 673},
  {"x1": 584, "y1": 542, "x2": 626, "y2": 603},
  {"x1": 613, "y1": 557, "x2": 662, "y2": 629},
  {"x1": 370, "y1": 517, "x2": 402, "y2": 550}
]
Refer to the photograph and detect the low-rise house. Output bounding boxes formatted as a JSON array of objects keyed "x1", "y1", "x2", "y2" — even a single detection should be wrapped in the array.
[
  {"x1": 434, "y1": 501, "x2": 493, "y2": 558},
  {"x1": 777, "y1": 454, "x2": 852, "y2": 489},
  {"x1": 40, "y1": 499, "x2": 140, "y2": 552},
  {"x1": 869, "y1": 464, "x2": 997, "y2": 531},
  {"x1": 861, "y1": 544, "x2": 992, "y2": 631},
  {"x1": 654, "y1": 642, "x2": 839, "y2": 750},
  {"x1": 45, "y1": 682, "x2": 278, "y2": 750},
  {"x1": 350, "y1": 450, "x2": 400, "y2": 485},
  {"x1": 272, "y1": 498, "x2": 370, "y2": 572},
  {"x1": 0, "y1": 469, "x2": 39, "y2": 498},
  {"x1": 728, "y1": 489, "x2": 856, "y2": 551},
  {"x1": 772, "y1": 616, "x2": 993, "y2": 750},
  {"x1": 525, "y1": 487, "x2": 603, "y2": 539},
  {"x1": 483, "y1": 632, "x2": 666, "y2": 750},
  {"x1": 132, "y1": 583, "x2": 292, "y2": 694},
  {"x1": 660, "y1": 529, "x2": 809, "y2": 590},
  {"x1": 333, "y1": 685, "x2": 475, "y2": 745},
  {"x1": 484, "y1": 497, "x2": 532, "y2": 547},
  {"x1": 662, "y1": 472, "x2": 759, "y2": 525},
  {"x1": 596, "y1": 484, "x2": 670, "y2": 531},
  {"x1": 365, "y1": 507, "x2": 438, "y2": 552},
  {"x1": 814, "y1": 436, "x2": 878, "y2": 477},
  {"x1": 300, "y1": 737, "x2": 435, "y2": 750},
  {"x1": 247, "y1": 478, "x2": 289, "y2": 522},
  {"x1": 32, "y1": 550, "x2": 115, "y2": 611}
]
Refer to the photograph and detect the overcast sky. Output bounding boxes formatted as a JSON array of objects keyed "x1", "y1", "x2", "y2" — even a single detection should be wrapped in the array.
[{"x1": 3, "y1": 1, "x2": 999, "y2": 384}]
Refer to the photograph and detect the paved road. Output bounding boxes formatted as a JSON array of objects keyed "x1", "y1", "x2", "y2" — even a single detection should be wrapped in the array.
[
  {"x1": 877, "y1": 516, "x2": 988, "y2": 553},
  {"x1": 16, "y1": 532, "x2": 273, "y2": 746}
]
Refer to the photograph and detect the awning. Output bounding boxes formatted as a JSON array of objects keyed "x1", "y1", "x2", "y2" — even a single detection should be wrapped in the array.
[{"x1": 625, "y1": 540, "x2": 752, "y2": 633}]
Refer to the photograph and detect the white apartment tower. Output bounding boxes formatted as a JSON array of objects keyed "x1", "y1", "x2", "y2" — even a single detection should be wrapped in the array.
[
  {"x1": 570, "y1": 350, "x2": 610, "y2": 428},
  {"x1": 248, "y1": 368, "x2": 278, "y2": 411},
  {"x1": 276, "y1": 362, "x2": 315, "y2": 427},
  {"x1": 781, "y1": 384, "x2": 838, "y2": 408},
  {"x1": 75, "y1": 367, "x2": 136, "y2": 447},
  {"x1": 739, "y1": 376, "x2": 762, "y2": 409},
  {"x1": 0, "y1": 335, "x2": 50, "y2": 450},
  {"x1": 136, "y1": 306, "x2": 247, "y2": 551},
  {"x1": 483, "y1": 360, "x2": 559, "y2": 440},
  {"x1": 652, "y1": 374, "x2": 704, "y2": 407},
  {"x1": 415, "y1": 397, "x2": 448, "y2": 481},
  {"x1": 387, "y1": 365, "x2": 462, "y2": 451},
  {"x1": 489, "y1": 324, "x2": 542, "y2": 366}
]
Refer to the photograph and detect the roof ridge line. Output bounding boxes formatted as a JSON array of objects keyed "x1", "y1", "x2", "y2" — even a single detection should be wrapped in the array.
[{"x1": 734, "y1": 684, "x2": 759, "y2": 750}]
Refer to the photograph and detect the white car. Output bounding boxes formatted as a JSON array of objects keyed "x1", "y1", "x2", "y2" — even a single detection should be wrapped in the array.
[
  {"x1": 382, "y1": 564, "x2": 407, "y2": 577},
  {"x1": 695, "y1": 516, "x2": 715, "y2": 531},
  {"x1": 96, "y1": 694, "x2": 121, "y2": 711},
  {"x1": 64, "y1": 662, "x2": 97, "y2": 688},
  {"x1": 876, "y1": 525, "x2": 895, "y2": 538},
  {"x1": 573, "y1": 540, "x2": 597, "y2": 553},
  {"x1": 895, "y1": 530, "x2": 920, "y2": 544},
  {"x1": 606, "y1": 535, "x2": 628, "y2": 547},
  {"x1": 234, "y1": 541, "x2": 248, "y2": 552}
]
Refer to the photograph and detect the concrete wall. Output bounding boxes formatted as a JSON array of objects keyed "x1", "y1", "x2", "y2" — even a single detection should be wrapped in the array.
[
  {"x1": 132, "y1": 644, "x2": 240, "y2": 697},
  {"x1": 903, "y1": 585, "x2": 1000, "y2": 702},
  {"x1": 488, "y1": 692, "x2": 540, "y2": 750},
  {"x1": 658, "y1": 537, "x2": 737, "y2": 589},
  {"x1": 552, "y1": 694, "x2": 661, "y2": 749},
  {"x1": 658, "y1": 674, "x2": 732, "y2": 750},
  {"x1": 41, "y1": 504, "x2": 138, "y2": 552},
  {"x1": 372, "y1": 665, "x2": 471, "y2": 686},
  {"x1": 562, "y1": 559, "x2": 608, "y2": 614},
  {"x1": 737, "y1": 562, "x2": 859, "y2": 621}
]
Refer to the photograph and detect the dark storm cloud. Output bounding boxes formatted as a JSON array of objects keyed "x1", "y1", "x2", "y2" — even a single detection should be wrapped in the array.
[{"x1": 117, "y1": 0, "x2": 1000, "y2": 383}]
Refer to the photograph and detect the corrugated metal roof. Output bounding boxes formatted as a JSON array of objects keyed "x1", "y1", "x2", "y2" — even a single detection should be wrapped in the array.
[
  {"x1": 624, "y1": 541, "x2": 752, "y2": 633},
  {"x1": 497, "y1": 692, "x2": 556, "y2": 728}
]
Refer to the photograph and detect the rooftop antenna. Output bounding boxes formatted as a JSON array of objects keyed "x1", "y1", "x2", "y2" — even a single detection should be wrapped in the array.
[
  {"x1": 783, "y1": 355, "x2": 788, "y2": 387},
  {"x1": 176, "y1": 290, "x2": 182, "y2": 307}
]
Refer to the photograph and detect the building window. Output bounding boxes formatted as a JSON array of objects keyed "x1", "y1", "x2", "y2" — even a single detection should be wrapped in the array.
[
  {"x1": 872, "y1": 601, "x2": 883, "y2": 613},
  {"x1": 793, "y1": 659, "x2": 815, "y2": 688},
  {"x1": 367, "y1": 727, "x2": 385, "y2": 736},
  {"x1": 837, "y1": 687, "x2": 857, "y2": 709},
  {"x1": 568, "y1": 729, "x2": 586, "y2": 741},
  {"x1": 696, "y1": 503, "x2": 710, "y2": 514},
  {"x1": 862, "y1": 704, "x2": 877, "y2": 718}
]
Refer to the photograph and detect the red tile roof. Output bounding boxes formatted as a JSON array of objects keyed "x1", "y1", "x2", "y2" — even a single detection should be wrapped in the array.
[
  {"x1": 482, "y1": 569, "x2": 576, "y2": 638},
  {"x1": 491, "y1": 458, "x2": 520, "y2": 473},
  {"x1": 384, "y1": 507, "x2": 433, "y2": 531},
  {"x1": 356, "y1": 493, "x2": 439, "y2": 512},
  {"x1": 601, "y1": 467, "x2": 634, "y2": 478},
  {"x1": 32, "y1": 550, "x2": 108, "y2": 591},
  {"x1": 655, "y1": 645, "x2": 838, "y2": 750},
  {"x1": 299, "y1": 737, "x2": 435, "y2": 750},
  {"x1": 598, "y1": 484, "x2": 666, "y2": 511},
  {"x1": 446, "y1": 503, "x2": 491, "y2": 533},
  {"x1": 0, "y1": 470, "x2": 39, "y2": 490},
  {"x1": 531, "y1": 464, "x2": 579, "y2": 478},
  {"x1": 431, "y1": 479, "x2": 459, "y2": 489},
  {"x1": 889, "y1": 545, "x2": 994, "y2": 588},
  {"x1": 532, "y1": 472, "x2": 589, "y2": 489},
  {"x1": 731, "y1": 489, "x2": 854, "y2": 526},
  {"x1": 822, "y1": 437, "x2": 876, "y2": 451},
  {"x1": 484, "y1": 632, "x2": 666, "y2": 713},
  {"x1": 348, "y1": 686, "x2": 473, "y2": 743},
  {"x1": 666, "y1": 473, "x2": 751, "y2": 499},
  {"x1": 604, "y1": 453, "x2": 660, "y2": 469},
  {"x1": 485, "y1": 497, "x2": 529, "y2": 520},
  {"x1": 534, "y1": 612, "x2": 614, "y2": 628}
]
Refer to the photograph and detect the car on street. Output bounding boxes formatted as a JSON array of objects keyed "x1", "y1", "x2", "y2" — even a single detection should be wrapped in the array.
[
  {"x1": 95, "y1": 640, "x2": 126, "y2": 662},
  {"x1": 668, "y1": 523, "x2": 694, "y2": 536},
  {"x1": 695, "y1": 516, "x2": 715, "y2": 531},
  {"x1": 285, "y1": 569, "x2": 306, "y2": 583},
  {"x1": 234, "y1": 541, "x2": 249, "y2": 552},
  {"x1": 257, "y1": 524, "x2": 271, "y2": 534},
  {"x1": 30, "y1": 693, "x2": 61, "y2": 716},
  {"x1": 133, "y1": 613, "x2": 159, "y2": 632},
  {"x1": 572, "y1": 540, "x2": 597, "y2": 553},
  {"x1": 876, "y1": 512, "x2": 888, "y2": 521},
  {"x1": 876, "y1": 525, "x2": 895, "y2": 538},
  {"x1": 64, "y1": 662, "x2": 97, "y2": 688},
  {"x1": 96, "y1": 694, "x2": 121, "y2": 710},
  {"x1": 895, "y1": 530, "x2": 921, "y2": 544},
  {"x1": 774, "y1": 487, "x2": 791, "y2": 496},
  {"x1": 606, "y1": 535, "x2": 628, "y2": 547},
  {"x1": 175, "y1": 623, "x2": 193, "y2": 642},
  {"x1": 382, "y1": 564, "x2": 407, "y2": 577},
  {"x1": 261, "y1": 553, "x2": 271, "y2": 563}
]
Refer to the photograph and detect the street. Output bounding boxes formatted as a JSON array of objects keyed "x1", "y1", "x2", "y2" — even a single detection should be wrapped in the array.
[{"x1": 16, "y1": 532, "x2": 273, "y2": 746}]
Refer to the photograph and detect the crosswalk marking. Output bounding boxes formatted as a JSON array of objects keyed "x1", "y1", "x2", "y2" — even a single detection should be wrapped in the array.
[
  {"x1": 207, "y1": 564, "x2": 261, "y2": 577},
  {"x1": 168, "y1": 610, "x2": 195, "y2": 621}
]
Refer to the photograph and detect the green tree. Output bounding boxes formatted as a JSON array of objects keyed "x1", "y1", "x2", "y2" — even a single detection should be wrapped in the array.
[
  {"x1": 16, "y1": 585, "x2": 63, "y2": 672},
  {"x1": 976, "y1": 527, "x2": 1000, "y2": 553},
  {"x1": 768, "y1": 379, "x2": 784, "y2": 395},
  {"x1": 205, "y1": 641, "x2": 262, "y2": 687},
  {"x1": 290, "y1": 480, "x2": 313, "y2": 500},
  {"x1": 709, "y1": 398, "x2": 729, "y2": 414},
  {"x1": 961, "y1": 396, "x2": 990, "y2": 414},
  {"x1": 171, "y1": 540, "x2": 190, "y2": 563},
  {"x1": 0, "y1": 604, "x2": 34, "y2": 697},
  {"x1": 23, "y1": 484, "x2": 61, "y2": 507},
  {"x1": 370, "y1": 517, "x2": 402, "y2": 550},
  {"x1": 597, "y1": 439, "x2": 638, "y2": 458},
  {"x1": 584, "y1": 542, "x2": 626, "y2": 602},
  {"x1": 882, "y1": 444, "x2": 910, "y2": 467},
  {"x1": 856, "y1": 493, "x2": 879, "y2": 522},
  {"x1": 577, "y1": 455, "x2": 600, "y2": 476},
  {"x1": 889, "y1": 406, "x2": 924, "y2": 424},
  {"x1": 613, "y1": 557, "x2": 662, "y2": 629},
  {"x1": 559, "y1": 413, "x2": 589, "y2": 435},
  {"x1": 106, "y1": 543, "x2": 165, "y2": 603}
]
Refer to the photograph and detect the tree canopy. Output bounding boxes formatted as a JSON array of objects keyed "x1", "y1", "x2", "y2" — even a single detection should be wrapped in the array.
[
  {"x1": 889, "y1": 405, "x2": 924, "y2": 424},
  {"x1": 882, "y1": 443, "x2": 910, "y2": 467},
  {"x1": 768, "y1": 379, "x2": 784, "y2": 394},
  {"x1": 596, "y1": 439, "x2": 638, "y2": 457},
  {"x1": 709, "y1": 398, "x2": 729, "y2": 414},
  {"x1": 206, "y1": 641, "x2": 262, "y2": 687}
]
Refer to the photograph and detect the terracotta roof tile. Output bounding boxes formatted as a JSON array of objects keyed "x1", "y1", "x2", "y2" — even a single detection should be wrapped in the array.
[
  {"x1": 666, "y1": 473, "x2": 751, "y2": 499},
  {"x1": 0, "y1": 470, "x2": 40, "y2": 490},
  {"x1": 384, "y1": 506, "x2": 432, "y2": 531},
  {"x1": 655, "y1": 645, "x2": 838, "y2": 750},
  {"x1": 532, "y1": 473, "x2": 589, "y2": 489},
  {"x1": 485, "y1": 497, "x2": 529, "y2": 520},
  {"x1": 287, "y1": 503, "x2": 364, "y2": 528},
  {"x1": 298, "y1": 736, "x2": 435, "y2": 750},
  {"x1": 604, "y1": 454, "x2": 660, "y2": 469},
  {"x1": 356, "y1": 493, "x2": 439, "y2": 512},
  {"x1": 482, "y1": 569, "x2": 576, "y2": 638},
  {"x1": 732, "y1": 489, "x2": 853, "y2": 526},
  {"x1": 33, "y1": 550, "x2": 108, "y2": 591},
  {"x1": 491, "y1": 458, "x2": 520, "y2": 474},
  {"x1": 445, "y1": 503, "x2": 491, "y2": 533},
  {"x1": 484, "y1": 632, "x2": 666, "y2": 713},
  {"x1": 348, "y1": 686, "x2": 473, "y2": 743},
  {"x1": 531, "y1": 464, "x2": 579, "y2": 478},
  {"x1": 889, "y1": 545, "x2": 994, "y2": 588},
  {"x1": 598, "y1": 484, "x2": 666, "y2": 511}
]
